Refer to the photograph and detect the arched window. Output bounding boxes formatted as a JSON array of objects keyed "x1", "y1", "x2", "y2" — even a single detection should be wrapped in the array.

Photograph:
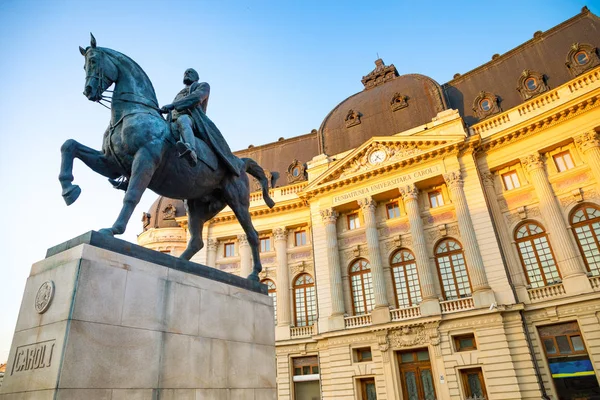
[
  {"x1": 435, "y1": 239, "x2": 472, "y2": 300},
  {"x1": 571, "y1": 204, "x2": 600, "y2": 276},
  {"x1": 294, "y1": 274, "x2": 317, "y2": 327},
  {"x1": 390, "y1": 249, "x2": 422, "y2": 308},
  {"x1": 349, "y1": 259, "x2": 375, "y2": 315},
  {"x1": 262, "y1": 279, "x2": 277, "y2": 322},
  {"x1": 515, "y1": 222, "x2": 561, "y2": 288}
]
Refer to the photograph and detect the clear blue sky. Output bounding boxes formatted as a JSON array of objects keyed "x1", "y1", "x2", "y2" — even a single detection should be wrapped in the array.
[{"x1": 0, "y1": 0, "x2": 596, "y2": 362}]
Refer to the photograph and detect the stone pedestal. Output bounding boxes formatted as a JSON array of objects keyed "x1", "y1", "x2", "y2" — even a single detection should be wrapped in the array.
[{"x1": 0, "y1": 231, "x2": 276, "y2": 400}]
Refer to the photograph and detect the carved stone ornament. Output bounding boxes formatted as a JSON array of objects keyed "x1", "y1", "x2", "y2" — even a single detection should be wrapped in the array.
[
  {"x1": 390, "y1": 93, "x2": 408, "y2": 111},
  {"x1": 35, "y1": 281, "x2": 55, "y2": 314},
  {"x1": 388, "y1": 321, "x2": 441, "y2": 348},
  {"x1": 162, "y1": 203, "x2": 176, "y2": 220},
  {"x1": 472, "y1": 91, "x2": 501, "y2": 120},
  {"x1": 358, "y1": 197, "x2": 377, "y2": 213},
  {"x1": 237, "y1": 234, "x2": 249, "y2": 246},
  {"x1": 291, "y1": 261, "x2": 311, "y2": 276},
  {"x1": 481, "y1": 172, "x2": 495, "y2": 188},
  {"x1": 575, "y1": 131, "x2": 600, "y2": 152},
  {"x1": 206, "y1": 238, "x2": 218, "y2": 251},
  {"x1": 361, "y1": 58, "x2": 399, "y2": 89},
  {"x1": 142, "y1": 212, "x2": 151, "y2": 229},
  {"x1": 345, "y1": 109, "x2": 361, "y2": 128},
  {"x1": 287, "y1": 159, "x2": 307, "y2": 183},
  {"x1": 566, "y1": 43, "x2": 600, "y2": 77},
  {"x1": 516, "y1": 69, "x2": 549, "y2": 100},
  {"x1": 520, "y1": 153, "x2": 544, "y2": 172},
  {"x1": 320, "y1": 208, "x2": 339, "y2": 225},
  {"x1": 399, "y1": 184, "x2": 419, "y2": 201},
  {"x1": 273, "y1": 227, "x2": 288, "y2": 242},
  {"x1": 443, "y1": 171, "x2": 463, "y2": 189}
]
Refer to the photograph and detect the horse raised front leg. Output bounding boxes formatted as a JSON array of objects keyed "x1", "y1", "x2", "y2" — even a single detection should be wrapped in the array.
[
  {"x1": 99, "y1": 148, "x2": 157, "y2": 236},
  {"x1": 59, "y1": 139, "x2": 122, "y2": 205}
]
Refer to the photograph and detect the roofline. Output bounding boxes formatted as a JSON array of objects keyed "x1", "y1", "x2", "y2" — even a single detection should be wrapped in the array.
[
  {"x1": 233, "y1": 131, "x2": 318, "y2": 156},
  {"x1": 442, "y1": 7, "x2": 598, "y2": 88}
]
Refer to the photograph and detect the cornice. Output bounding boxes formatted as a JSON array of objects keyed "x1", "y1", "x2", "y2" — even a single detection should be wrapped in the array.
[
  {"x1": 478, "y1": 92, "x2": 600, "y2": 153},
  {"x1": 210, "y1": 199, "x2": 308, "y2": 224}
]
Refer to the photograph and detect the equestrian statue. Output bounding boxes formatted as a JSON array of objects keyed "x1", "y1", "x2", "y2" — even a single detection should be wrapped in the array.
[{"x1": 58, "y1": 34, "x2": 275, "y2": 281}]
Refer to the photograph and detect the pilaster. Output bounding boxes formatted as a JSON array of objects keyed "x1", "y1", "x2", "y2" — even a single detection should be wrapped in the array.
[
  {"x1": 206, "y1": 238, "x2": 218, "y2": 268},
  {"x1": 238, "y1": 234, "x2": 252, "y2": 279},
  {"x1": 320, "y1": 208, "x2": 346, "y2": 330}
]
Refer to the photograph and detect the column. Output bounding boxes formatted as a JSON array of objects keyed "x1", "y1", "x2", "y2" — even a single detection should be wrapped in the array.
[
  {"x1": 443, "y1": 171, "x2": 495, "y2": 307},
  {"x1": 358, "y1": 197, "x2": 390, "y2": 324},
  {"x1": 399, "y1": 184, "x2": 441, "y2": 316},
  {"x1": 480, "y1": 173, "x2": 530, "y2": 303},
  {"x1": 273, "y1": 228, "x2": 292, "y2": 340},
  {"x1": 320, "y1": 208, "x2": 346, "y2": 330},
  {"x1": 575, "y1": 130, "x2": 600, "y2": 188},
  {"x1": 520, "y1": 154, "x2": 591, "y2": 294},
  {"x1": 206, "y1": 238, "x2": 217, "y2": 268},
  {"x1": 238, "y1": 234, "x2": 252, "y2": 278}
]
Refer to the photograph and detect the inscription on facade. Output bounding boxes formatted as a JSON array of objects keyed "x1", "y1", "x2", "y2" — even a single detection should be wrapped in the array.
[
  {"x1": 332, "y1": 165, "x2": 441, "y2": 205},
  {"x1": 11, "y1": 340, "x2": 56, "y2": 375}
]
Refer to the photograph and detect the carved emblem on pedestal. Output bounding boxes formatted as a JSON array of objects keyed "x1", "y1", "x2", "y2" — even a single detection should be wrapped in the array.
[{"x1": 35, "y1": 281, "x2": 55, "y2": 314}]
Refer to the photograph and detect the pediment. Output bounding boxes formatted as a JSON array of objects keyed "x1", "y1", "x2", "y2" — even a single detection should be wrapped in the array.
[{"x1": 304, "y1": 135, "x2": 466, "y2": 192}]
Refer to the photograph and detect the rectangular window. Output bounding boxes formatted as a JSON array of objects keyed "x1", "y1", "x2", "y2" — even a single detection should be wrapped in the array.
[
  {"x1": 502, "y1": 171, "x2": 521, "y2": 190},
  {"x1": 224, "y1": 242, "x2": 235, "y2": 258},
  {"x1": 359, "y1": 378, "x2": 378, "y2": 400},
  {"x1": 348, "y1": 213, "x2": 360, "y2": 230},
  {"x1": 428, "y1": 191, "x2": 444, "y2": 208},
  {"x1": 553, "y1": 151, "x2": 575, "y2": 172},
  {"x1": 454, "y1": 333, "x2": 477, "y2": 352},
  {"x1": 460, "y1": 368, "x2": 487, "y2": 399},
  {"x1": 386, "y1": 202, "x2": 400, "y2": 219},
  {"x1": 293, "y1": 356, "x2": 319, "y2": 376},
  {"x1": 260, "y1": 237, "x2": 271, "y2": 252},
  {"x1": 354, "y1": 347, "x2": 373, "y2": 362},
  {"x1": 295, "y1": 231, "x2": 307, "y2": 246}
]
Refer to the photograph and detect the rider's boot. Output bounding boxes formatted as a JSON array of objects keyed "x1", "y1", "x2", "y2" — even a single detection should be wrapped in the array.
[
  {"x1": 108, "y1": 176, "x2": 129, "y2": 191},
  {"x1": 176, "y1": 141, "x2": 198, "y2": 167}
]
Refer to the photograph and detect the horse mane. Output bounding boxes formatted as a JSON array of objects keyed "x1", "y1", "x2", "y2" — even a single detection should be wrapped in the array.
[{"x1": 99, "y1": 47, "x2": 158, "y2": 104}]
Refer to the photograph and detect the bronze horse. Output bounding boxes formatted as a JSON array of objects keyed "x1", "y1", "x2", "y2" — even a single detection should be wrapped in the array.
[{"x1": 59, "y1": 35, "x2": 274, "y2": 281}]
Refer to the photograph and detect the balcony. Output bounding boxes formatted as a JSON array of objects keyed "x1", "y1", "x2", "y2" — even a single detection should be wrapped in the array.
[
  {"x1": 527, "y1": 283, "x2": 566, "y2": 302},
  {"x1": 589, "y1": 275, "x2": 600, "y2": 291},
  {"x1": 390, "y1": 306, "x2": 421, "y2": 321},
  {"x1": 344, "y1": 314, "x2": 372, "y2": 328},
  {"x1": 290, "y1": 325, "x2": 315, "y2": 339},
  {"x1": 440, "y1": 297, "x2": 475, "y2": 313}
]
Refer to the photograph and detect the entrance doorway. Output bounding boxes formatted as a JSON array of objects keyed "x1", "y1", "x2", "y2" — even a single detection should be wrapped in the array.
[
  {"x1": 538, "y1": 322, "x2": 600, "y2": 400},
  {"x1": 397, "y1": 348, "x2": 437, "y2": 400}
]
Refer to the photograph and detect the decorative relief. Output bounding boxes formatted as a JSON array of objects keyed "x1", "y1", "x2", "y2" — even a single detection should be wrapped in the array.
[
  {"x1": 554, "y1": 172, "x2": 590, "y2": 192},
  {"x1": 11, "y1": 340, "x2": 56, "y2": 374},
  {"x1": 443, "y1": 171, "x2": 463, "y2": 189},
  {"x1": 575, "y1": 131, "x2": 600, "y2": 152},
  {"x1": 566, "y1": 42, "x2": 600, "y2": 77},
  {"x1": 505, "y1": 206, "x2": 541, "y2": 226},
  {"x1": 390, "y1": 93, "x2": 408, "y2": 111},
  {"x1": 423, "y1": 211, "x2": 455, "y2": 226},
  {"x1": 388, "y1": 322, "x2": 441, "y2": 349},
  {"x1": 384, "y1": 235, "x2": 412, "y2": 253},
  {"x1": 505, "y1": 192, "x2": 535, "y2": 209},
  {"x1": 340, "y1": 234, "x2": 366, "y2": 248},
  {"x1": 237, "y1": 234, "x2": 249, "y2": 246},
  {"x1": 559, "y1": 189, "x2": 584, "y2": 209},
  {"x1": 162, "y1": 203, "x2": 177, "y2": 220},
  {"x1": 345, "y1": 109, "x2": 361, "y2": 128},
  {"x1": 320, "y1": 208, "x2": 338, "y2": 225},
  {"x1": 481, "y1": 172, "x2": 495, "y2": 188},
  {"x1": 472, "y1": 91, "x2": 501, "y2": 119},
  {"x1": 291, "y1": 251, "x2": 312, "y2": 260},
  {"x1": 287, "y1": 159, "x2": 307, "y2": 183},
  {"x1": 35, "y1": 281, "x2": 54, "y2": 314},
  {"x1": 520, "y1": 153, "x2": 544, "y2": 172},
  {"x1": 361, "y1": 58, "x2": 399, "y2": 89},
  {"x1": 290, "y1": 261, "x2": 313, "y2": 276},
  {"x1": 217, "y1": 263, "x2": 239, "y2": 273},
  {"x1": 427, "y1": 224, "x2": 459, "y2": 243},
  {"x1": 260, "y1": 257, "x2": 276, "y2": 265},
  {"x1": 516, "y1": 69, "x2": 549, "y2": 100}
]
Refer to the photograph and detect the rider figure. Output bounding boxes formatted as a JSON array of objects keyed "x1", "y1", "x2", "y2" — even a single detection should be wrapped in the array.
[{"x1": 160, "y1": 68, "x2": 240, "y2": 176}]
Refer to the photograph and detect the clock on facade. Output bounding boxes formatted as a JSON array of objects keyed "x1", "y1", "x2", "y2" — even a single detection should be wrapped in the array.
[{"x1": 368, "y1": 149, "x2": 387, "y2": 165}]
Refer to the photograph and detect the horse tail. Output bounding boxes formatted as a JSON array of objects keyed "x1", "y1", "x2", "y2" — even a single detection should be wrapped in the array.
[{"x1": 243, "y1": 158, "x2": 275, "y2": 209}]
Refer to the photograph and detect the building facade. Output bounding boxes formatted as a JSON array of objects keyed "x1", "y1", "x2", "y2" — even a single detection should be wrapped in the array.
[{"x1": 138, "y1": 8, "x2": 600, "y2": 400}]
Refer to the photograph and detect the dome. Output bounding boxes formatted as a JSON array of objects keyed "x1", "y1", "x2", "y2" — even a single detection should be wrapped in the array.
[
  {"x1": 319, "y1": 59, "x2": 447, "y2": 156},
  {"x1": 142, "y1": 196, "x2": 187, "y2": 231}
]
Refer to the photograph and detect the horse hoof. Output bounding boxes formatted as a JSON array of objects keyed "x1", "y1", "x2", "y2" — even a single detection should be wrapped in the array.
[
  {"x1": 98, "y1": 228, "x2": 115, "y2": 236},
  {"x1": 247, "y1": 273, "x2": 259, "y2": 282},
  {"x1": 62, "y1": 185, "x2": 81, "y2": 206}
]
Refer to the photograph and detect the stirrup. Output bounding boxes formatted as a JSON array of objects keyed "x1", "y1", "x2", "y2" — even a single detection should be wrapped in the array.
[{"x1": 176, "y1": 142, "x2": 198, "y2": 167}]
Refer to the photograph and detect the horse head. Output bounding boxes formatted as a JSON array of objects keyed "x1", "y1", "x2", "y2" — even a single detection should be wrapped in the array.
[{"x1": 79, "y1": 33, "x2": 118, "y2": 102}]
